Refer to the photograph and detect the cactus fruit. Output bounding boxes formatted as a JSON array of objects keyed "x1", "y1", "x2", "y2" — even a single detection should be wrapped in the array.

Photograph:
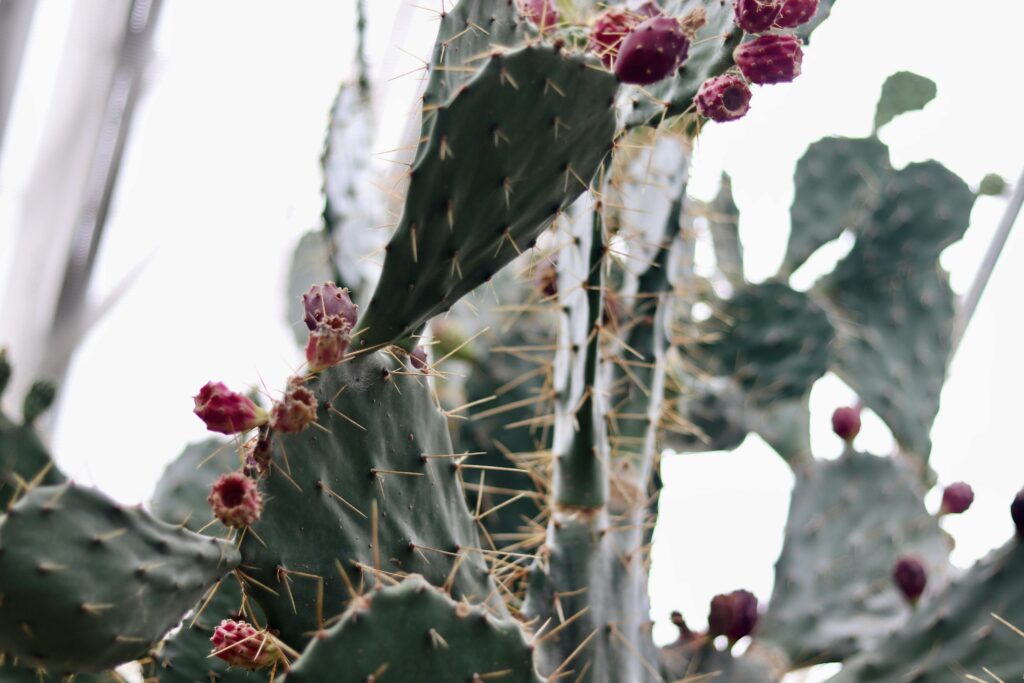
[
  {"x1": 208, "y1": 472, "x2": 263, "y2": 528},
  {"x1": 302, "y1": 282, "x2": 356, "y2": 332},
  {"x1": 940, "y1": 481, "x2": 974, "y2": 515},
  {"x1": 615, "y1": 16, "x2": 691, "y2": 85},
  {"x1": 775, "y1": 0, "x2": 820, "y2": 28},
  {"x1": 733, "y1": 34, "x2": 803, "y2": 85},
  {"x1": 193, "y1": 382, "x2": 268, "y2": 435},
  {"x1": 516, "y1": 0, "x2": 559, "y2": 31},
  {"x1": 590, "y1": 8, "x2": 635, "y2": 68},
  {"x1": 210, "y1": 620, "x2": 281, "y2": 671},
  {"x1": 270, "y1": 378, "x2": 318, "y2": 433},
  {"x1": 1012, "y1": 488, "x2": 1024, "y2": 536},
  {"x1": 696, "y1": 74, "x2": 752, "y2": 122},
  {"x1": 707, "y1": 590, "x2": 759, "y2": 643},
  {"x1": 409, "y1": 345, "x2": 428, "y2": 371},
  {"x1": 831, "y1": 405, "x2": 861, "y2": 442},
  {"x1": 733, "y1": 0, "x2": 781, "y2": 34},
  {"x1": 892, "y1": 556, "x2": 927, "y2": 604}
]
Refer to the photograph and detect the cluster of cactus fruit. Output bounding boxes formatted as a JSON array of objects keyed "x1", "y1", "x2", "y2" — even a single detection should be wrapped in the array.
[{"x1": 1, "y1": 1, "x2": 1021, "y2": 681}]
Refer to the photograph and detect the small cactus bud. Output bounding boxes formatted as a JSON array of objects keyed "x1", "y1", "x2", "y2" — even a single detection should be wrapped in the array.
[
  {"x1": 193, "y1": 382, "x2": 268, "y2": 435},
  {"x1": 22, "y1": 381, "x2": 56, "y2": 425},
  {"x1": 210, "y1": 619, "x2": 280, "y2": 670},
  {"x1": 302, "y1": 282, "x2": 357, "y2": 332},
  {"x1": 306, "y1": 316, "x2": 353, "y2": 372},
  {"x1": 940, "y1": 481, "x2": 974, "y2": 515},
  {"x1": 892, "y1": 555, "x2": 927, "y2": 604},
  {"x1": 516, "y1": 0, "x2": 559, "y2": 31},
  {"x1": 831, "y1": 406, "x2": 861, "y2": 443},
  {"x1": 733, "y1": 34, "x2": 803, "y2": 85},
  {"x1": 733, "y1": 0, "x2": 781, "y2": 34},
  {"x1": 0, "y1": 349, "x2": 10, "y2": 397},
  {"x1": 270, "y1": 378, "x2": 318, "y2": 434},
  {"x1": 670, "y1": 611, "x2": 696, "y2": 642},
  {"x1": 774, "y1": 0, "x2": 819, "y2": 28},
  {"x1": 208, "y1": 472, "x2": 263, "y2": 528},
  {"x1": 707, "y1": 589, "x2": 758, "y2": 643},
  {"x1": 1011, "y1": 489, "x2": 1024, "y2": 538},
  {"x1": 615, "y1": 16, "x2": 691, "y2": 85},
  {"x1": 410, "y1": 346, "x2": 429, "y2": 372},
  {"x1": 696, "y1": 74, "x2": 752, "y2": 122},
  {"x1": 535, "y1": 258, "x2": 558, "y2": 298}
]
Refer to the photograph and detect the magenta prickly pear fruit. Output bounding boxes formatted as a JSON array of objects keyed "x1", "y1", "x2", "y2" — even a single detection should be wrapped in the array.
[
  {"x1": 410, "y1": 346, "x2": 429, "y2": 372},
  {"x1": 940, "y1": 481, "x2": 974, "y2": 515},
  {"x1": 302, "y1": 282, "x2": 357, "y2": 332},
  {"x1": 892, "y1": 555, "x2": 927, "y2": 604},
  {"x1": 775, "y1": 0, "x2": 819, "y2": 28},
  {"x1": 193, "y1": 382, "x2": 268, "y2": 435},
  {"x1": 1011, "y1": 488, "x2": 1024, "y2": 538},
  {"x1": 516, "y1": 0, "x2": 559, "y2": 31},
  {"x1": 209, "y1": 472, "x2": 263, "y2": 528},
  {"x1": 615, "y1": 16, "x2": 690, "y2": 85},
  {"x1": 270, "y1": 378, "x2": 318, "y2": 433},
  {"x1": 590, "y1": 8, "x2": 637, "y2": 69},
  {"x1": 696, "y1": 74, "x2": 752, "y2": 122},
  {"x1": 733, "y1": 34, "x2": 803, "y2": 85},
  {"x1": 210, "y1": 619, "x2": 281, "y2": 670},
  {"x1": 733, "y1": 0, "x2": 781, "y2": 34},
  {"x1": 707, "y1": 589, "x2": 758, "y2": 643},
  {"x1": 831, "y1": 405, "x2": 861, "y2": 443}
]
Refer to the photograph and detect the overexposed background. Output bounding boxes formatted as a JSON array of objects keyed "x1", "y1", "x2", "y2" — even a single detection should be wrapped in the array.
[{"x1": 1, "y1": 0, "x2": 1022, "y2": 665}]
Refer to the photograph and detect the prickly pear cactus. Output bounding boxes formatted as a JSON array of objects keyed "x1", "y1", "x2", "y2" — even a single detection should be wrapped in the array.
[{"x1": 7, "y1": 2, "x2": 1021, "y2": 682}]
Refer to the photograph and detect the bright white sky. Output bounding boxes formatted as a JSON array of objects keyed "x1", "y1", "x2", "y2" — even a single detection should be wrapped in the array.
[{"x1": 1, "y1": 0, "x2": 1023, "y2": 663}]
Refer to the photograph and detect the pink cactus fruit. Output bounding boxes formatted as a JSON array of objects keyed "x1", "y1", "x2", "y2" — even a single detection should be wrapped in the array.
[
  {"x1": 410, "y1": 346, "x2": 429, "y2": 372},
  {"x1": 733, "y1": 0, "x2": 781, "y2": 34},
  {"x1": 940, "y1": 481, "x2": 974, "y2": 515},
  {"x1": 775, "y1": 0, "x2": 819, "y2": 28},
  {"x1": 210, "y1": 619, "x2": 280, "y2": 670},
  {"x1": 831, "y1": 405, "x2": 861, "y2": 443},
  {"x1": 696, "y1": 74, "x2": 752, "y2": 122},
  {"x1": 892, "y1": 555, "x2": 927, "y2": 604},
  {"x1": 303, "y1": 282, "x2": 358, "y2": 372},
  {"x1": 193, "y1": 382, "x2": 268, "y2": 435},
  {"x1": 590, "y1": 8, "x2": 637, "y2": 69},
  {"x1": 302, "y1": 282, "x2": 357, "y2": 332},
  {"x1": 208, "y1": 472, "x2": 263, "y2": 528},
  {"x1": 707, "y1": 589, "x2": 758, "y2": 642},
  {"x1": 615, "y1": 16, "x2": 691, "y2": 85},
  {"x1": 1011, "y1": 488, "x2": 1024, "y2": 538},
  {"x1": 733, "y1": 33, "x2": 803, "y2": 85},
  {"x1": 270, "y1": 378, "x2": 318, "y2": 434},
  {"x1": 516, "y1": 0, "x2": 559, "y2": 31}
]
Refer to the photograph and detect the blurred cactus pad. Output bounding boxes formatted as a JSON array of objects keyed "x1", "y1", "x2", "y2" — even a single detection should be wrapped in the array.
[{"x1": 2, "y1": 2, "x2": 1022, "y2": 682}]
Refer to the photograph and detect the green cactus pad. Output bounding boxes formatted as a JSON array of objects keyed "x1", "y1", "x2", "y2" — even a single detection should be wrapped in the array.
[
  {"x1": 356, "y1": 45, "x2": 618, "y2": 348},
  {"x1": 821, "y1": 161, "x2": 974, "y2": 462},
  {"x1": 0, "y1": 665, "x2": 123, "y2": 682},
  {"x1": 282, "y1": 575, "x2": 541, "y2": 682},
  {"x1": 707, "y1": 173, "x2": 744, "y2": 287},
  {"x1": 829, "y1": 538, "x2": 1024, "y2": 683},
  {"x1": 418, "y1": 0, "x2": 530, "y2": 145},
  {"x1": 684, "y1": 281, "x2": 834, "y2": 407},
  {"x1": 239, "y1": 352, "x2": 502, "y2": 648},
  {"x1": 782, "y1": 136, "x2": 892, "y2": 274},
  {"x1": 873, "y1": 71, "x2": 937, "y2": 133},
  {"x1": 147, "y1": 579, "x2": 264, "y2": 683},
  {"x1": 0, "y1": 360, "x2": 64, "y2": 510},
  {"x1": 524, "y1": 514, "x2": 661, "y2": 683},
  {"x1": 758, "y1": 451, "x2": 951, "y2": 665},
  {"x1": 149, "y1": 437, "x2": 238, "y2": 534},
  {"x1": 0, "y1": 483, "x2": 240, "y2": 672}
]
